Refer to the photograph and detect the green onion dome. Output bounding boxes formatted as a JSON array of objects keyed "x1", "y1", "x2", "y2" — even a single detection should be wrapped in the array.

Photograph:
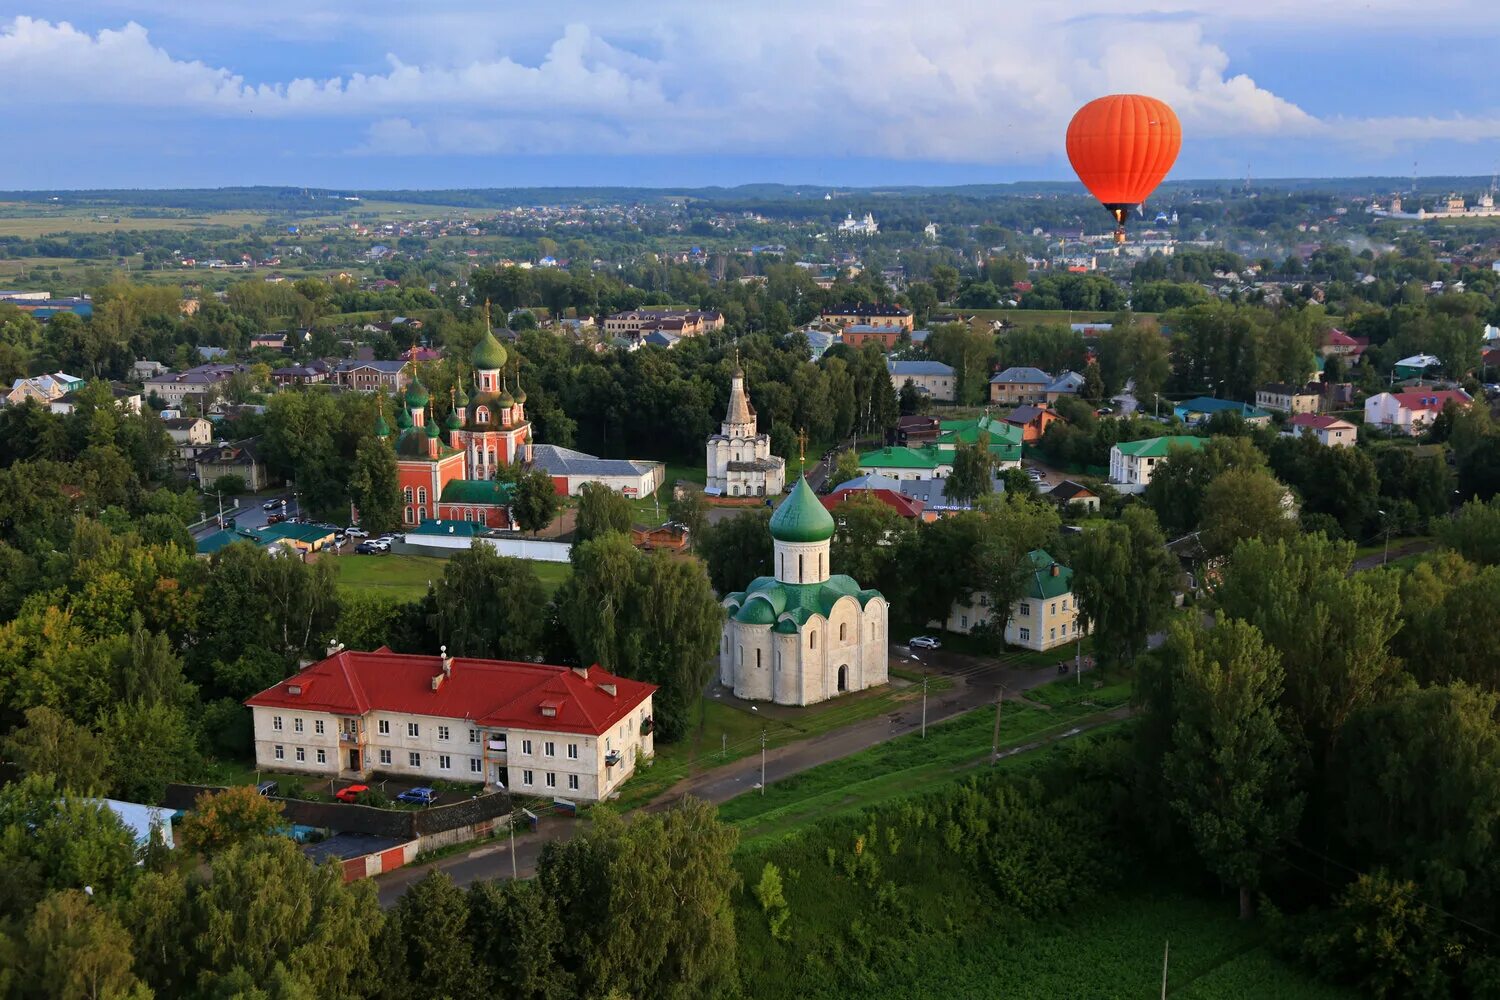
[
  {"x1": 769, "y1": 477, "x2": 836, "y2": 543},
  {"x1": 472, "y1": 328, "x2": 509, "y2": 372},
  {"x1": 405, "y1": 375, "x2": 429, "y2": 409},
  {"x1": 444, "y1": 408, "x2": 463, "y2": 431},
  {"x1": 395, "y1": 403, "x2": 413, "y2": 431},
  {"x1": 373, "y1": 409, "x2": 391, "y2": 439},
  {"x1": 454, "y1": 377, "x2": 470, "y2": 408},
  {"x1": 498, "y1": 389, "x2": 516, "y2": 408},
  {"x1": 426, "y1": 418, "x2": 442, "y2": 439}
]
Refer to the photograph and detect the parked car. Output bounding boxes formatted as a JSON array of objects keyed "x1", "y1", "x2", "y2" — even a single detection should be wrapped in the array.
[
  {"x1": 256, "y1": 780, "x2": 278, "y2": 797},
  {"x1": 354, "y1": 541, "x2": 382, "y2": 555},
  {"x1": 396, "y1": 787, "x2": 438, "y2": 806},
  {"x1": 345, "y1": 527, "x2": 369, "y2": 539},
  {"x1": 266, "y1": 513, "x2": 286, "y2": 525},
  {"x1": 908, "y1": 636, "x2": 942, "y2": 650},
  {"x1": 334, "y1": 784, "x2": 370, "y2": 804}
]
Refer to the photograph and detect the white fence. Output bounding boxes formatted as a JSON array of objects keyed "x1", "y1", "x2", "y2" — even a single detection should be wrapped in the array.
[{"x1": 398, "y1": 532, "x2": 571, "y2": 563}]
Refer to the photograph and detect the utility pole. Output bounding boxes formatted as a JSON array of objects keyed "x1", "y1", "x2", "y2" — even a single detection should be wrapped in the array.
[
  {"x1": 510, "y1": 809, "x2": 518, "y2": 879},
  {"x1": 921, "y1": 675, "x2": 928, "y2": 739},
  {"x1": 1161, "y1": 939, "x2": 1170, "y2": 999},
  {"x1": 722, "y1": 733, "x2": 727, "y2": 759},
  {"x1": 1076, "y1": 633, "x2": 1083, "y2": 686},
  {"x1": 760, "y1": 730, "x2": 768, "y2": 795},
  {"x1": 990, "y1": 689, "x2": 1003, "y2": 763}
]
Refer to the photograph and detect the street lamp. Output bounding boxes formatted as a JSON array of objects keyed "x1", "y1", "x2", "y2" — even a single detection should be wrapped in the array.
[{"x1": 1376, "y1": 508, "x2": 1391, "y2": 566}]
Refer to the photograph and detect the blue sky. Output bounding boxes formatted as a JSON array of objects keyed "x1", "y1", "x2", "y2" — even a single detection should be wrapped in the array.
[{"x1": 4, "y1": 1, "x2": 1498, "y2": 189}]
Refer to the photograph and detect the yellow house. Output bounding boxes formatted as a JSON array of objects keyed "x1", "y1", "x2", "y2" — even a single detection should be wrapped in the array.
[{"x1": 941, "y1": 550, "x2": 1087, "y2": 652}]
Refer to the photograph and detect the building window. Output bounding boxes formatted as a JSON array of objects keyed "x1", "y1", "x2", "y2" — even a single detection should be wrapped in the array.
[
  {"x1": 439, "y1": 755, "x2": 451, "y2": 770},
  {"x1": 417, "y1": 487, "x2": 427, "y2": 505},
  {"x1": 1019, "y1": 628, "x2": 1031, "y2": 642},
  {"x1": 1050, "y1": 628, "x2": 1056, "y2": 641},
  {"x1": 756, "y1": 649, "x2": 761, "y2": 670},
  {"x1": 1018, "y1": 603, "x2": 1031, "y2": 617},
  {"x1": 316, "y1": 748, "x2": 326, "y2": 764},
  {"x1": 470, "y1": 758, "x2": 482, "y2": 774},
  {"x1": 409, "y1": 752, "x2": 421, "y2": 767},
  {"x1": 379, "y1": 720, "x2": 390, "y2": 735},
  {"x1": 295, "y1": 747, "x2": 305, "y2": 762},
  {"x1": 544, "y1": 741, "x2": 555, "y2": 757},
  {"x1": 272, "y1": 715, "x2": 282, "y2": 731},
  {"x1": 379, "y1": 749, "x2": 392, "y2": 765},
  {"x1": 1061, "y1": 623, "x2": 1069, "y2": 637},
  {"x1": 523, "y1": 769, "x2": 534, "y2": 786},
  {"x1": 568, "y1": 774, "x2": 580, "y2": 791},
  {"x1": 1062, "y1": 600, "x2": 1069, "y2": 612},
  {"x1": 294, "y1": 718, "x2": 303, "y2": 733},
  {"x1": 568, "y1": 743, "x2": 578, "y2": 759},
  {"x1": 314, "y1": 719, "x2": 324, "y2": 735},
  {"x1": 961, "y1": 615, "x2": 969, "y2": 629},
  {"x1": 809, "y1": 630, "x2": 817, "y2": 649},
  {"x1": 274, "y1": 745, "x2": 284, "y2": 760},
  {"x1": 1049, "y1": 603, "x2": 1057, "y2": 615},
  {"x1": 839, "y1": 623, "x2": 847, "y2": 641},
  {"x1": 403, "y1": 487, "x2": 413, "y2": 503},
  {"x1": 407, "y1": 722, "x2": 419, "y2": 738},
  {"x1": 545, "y1": 772, "x2": 557, "y2": 788},
  {"x1": 798, "y1": 554, "x2": 804, "y2": 579},
  {"x1": 469, "y1": 729, "x2": 480, "y2": 744},
  {"x1": 438, "y1": 725, "x2": 450, "y2": 741},
  {"x1": 522, "y1": 739, "x2": 532, "y2": 755}
]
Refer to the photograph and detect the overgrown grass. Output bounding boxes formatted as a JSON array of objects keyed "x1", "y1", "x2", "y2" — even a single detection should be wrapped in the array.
[{"x1": 333, "y1": 552, "x2": 570, "y2": 599}]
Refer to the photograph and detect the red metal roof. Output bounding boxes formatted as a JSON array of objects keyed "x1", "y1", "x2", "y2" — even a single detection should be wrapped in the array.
[
  {"x1": 822, "y1": 487, "x2": 925, "y2": 519},
  {"x1": 244, "y1": 649, "x2": 654, "y2": 736},
  {"x1": 1288, "y1": 413, "x2": 1354, "y2": 429},
  {"x1": 1391, "y1": 389, "x2": 1471, "y2": 412}
]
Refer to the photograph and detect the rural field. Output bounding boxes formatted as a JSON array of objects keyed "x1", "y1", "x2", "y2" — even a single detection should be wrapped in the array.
[{"x1": 334, "y1": 552, "x2": 571, "y2": 600}]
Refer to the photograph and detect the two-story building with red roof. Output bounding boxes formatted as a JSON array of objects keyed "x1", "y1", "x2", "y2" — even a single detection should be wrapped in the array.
[
  {"x1": 1364, "y1": 388, "x2": 1472, "y2": 436},
  {"x1": 245, "y1": 647, "x2": 655, "y2": 802}
]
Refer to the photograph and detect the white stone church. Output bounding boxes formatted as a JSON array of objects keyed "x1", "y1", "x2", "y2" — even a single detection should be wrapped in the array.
[
  {"x1": 705, "y1": 364, "x2": 785, "y2": 497},
  {"x1": 719, "y1": 478, "x2": 889, "y2": 705}
]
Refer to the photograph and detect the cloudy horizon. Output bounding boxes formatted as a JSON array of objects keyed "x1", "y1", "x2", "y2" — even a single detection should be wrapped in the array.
[{"x1": 6, "y1": 2, "x2": 1499, "y2": 189}]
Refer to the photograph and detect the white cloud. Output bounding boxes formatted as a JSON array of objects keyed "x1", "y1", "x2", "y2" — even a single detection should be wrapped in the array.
[{"x1": 0, "y1": 6, "x2": 1494, "y2": 167}]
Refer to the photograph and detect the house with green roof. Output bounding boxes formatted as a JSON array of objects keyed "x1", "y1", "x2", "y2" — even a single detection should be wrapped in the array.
[
  {"x1": 857, "y1": 445, "x2": 953, "y2": 480},
  {"x1": 719, "y1": 477, "x2": 889, "y2": 706},
  {"x1": 1108, "y1": 435, "x2": 1207, "y2": 488},
  {"x1": 933, "y1": 413, "x2": 1024, "y2": 468},
  {"x1": 940, "y1": 550, "x2": 1088, "y2": 652}
]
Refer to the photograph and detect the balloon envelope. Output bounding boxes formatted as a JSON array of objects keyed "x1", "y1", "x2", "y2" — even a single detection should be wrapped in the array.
[{"x1": 1066, "y1": 94, "x2": 1181, "y2": 221}]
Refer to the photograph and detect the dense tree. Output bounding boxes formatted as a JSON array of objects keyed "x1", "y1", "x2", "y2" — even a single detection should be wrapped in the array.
[
  {"x1": 0, "y1": 776, "x2": 140, "y2": 922},
  {"x1": 14, "y1": 889, "x2": 149, "y2": 1000},
  {"x1": 1268, "y1": 434, "x2": 1380, "y2": 539},
  {"x1": 433, "y1": 543, "x2": 546, "y2": 660},
  {"x1": 1437, "y1": 495, "x2": 1500, "y2": 565},
  {"x1": 1145, "y1": 436, "x2": 1265, "y2": 538},
  {"x1": 828, "y1": 492, "x2": 911, "y2": 597},
  {"x1": 1199, "y1": 467, "x2": 1296, "y2": 559},
  {"x1": 512, "y1": 469, "x2": 561, "y2": 535},
  {"x1": 383, "y1": 872, "x2": 482, "y2": 1000},
  {"x1": 539, "y1": 799, "x2": 739, "y2": 1000},
  {"x1": 666, "y1": 489, "x2": 708, "y2": 548},
  {"x1": 1394, "y1": 553, "x2": 1500, "y2": 690},
  {"x1": 1070, "y1": 506, "x2": 1177, "y2": 670},
  {"x1": 1148, "y1": 617, "x2": 1304, "y2": 918},
  {"x1": 2, "y1": 706, "x2": 112, "y2": 792},
  {"x1": 946, "y1": 440, "x2": 992, "y2": 504},
  {"x1": 348, "y1": 437, "x2": 400, "y2": 534},
  {"x1": 1095, "y1": 318, "x2": 1171, "y2": 401},
  {"x1": 175, "y1": 785, "x2": 286, "y2": 858},
  {"x1": 466, "y1": 880, "x2": 572, "y2": 1000},
  {"x1": 574, "y1": 482, "x2": 634, "y2": 543},
  {"x1": 697, "y1": 510, "x2": 773, "y2": 595},
  {"x1": 976, "y1": 495, "x2": 1061, "y2": 641}
]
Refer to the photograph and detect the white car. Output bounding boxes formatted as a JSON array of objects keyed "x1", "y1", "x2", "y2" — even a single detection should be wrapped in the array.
[
  {"x1": 908, "y1": 636, "x2": 942, "y2": 650},
  {"x1": 345, "y1": 527, "x2": 369, "y2": 539}
]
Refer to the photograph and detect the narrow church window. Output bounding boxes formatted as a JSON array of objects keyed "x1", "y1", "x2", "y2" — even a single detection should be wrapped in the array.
[
  {"x1": 756, "y1": 649, "x2": 761, "y2": 669},
  {"x1": 819, "y1": 552, "x2": 824, "y2": 577},
  {"x1": 809, "y1": 630, "x2": 817, "y2": 649},
  {"x1": 839, "y1": 623, "x2": 847, "y2": 641},
  {"x1": 798, "y1": 554, "x2": 804, "y2": 580}
]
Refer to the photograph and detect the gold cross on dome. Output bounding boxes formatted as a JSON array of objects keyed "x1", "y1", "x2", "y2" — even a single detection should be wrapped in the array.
[{"x1": 796, "y1": 427, "x2": 807, "y2": 475}]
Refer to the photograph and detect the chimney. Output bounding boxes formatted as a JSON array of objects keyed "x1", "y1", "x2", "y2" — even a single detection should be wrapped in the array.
[
  {"x1": 1050, "y1": 564, "x2": 1060, "y2": 577},
  {"x1": 572, "y1": 665, "x2": 591, "y2": 680},
  {"x1": 440, "y1": 645, "x2": 452, "y2": 678},
  {"x1": 599, "y1": 683, "x2": 617, "y2": 697}
]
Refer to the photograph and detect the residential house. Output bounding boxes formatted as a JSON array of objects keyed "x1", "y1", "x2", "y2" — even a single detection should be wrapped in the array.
[
  {"x1": 163, "y1": 416, "x2": 213, "y2": 461},
  {"x1": 1047, "y1": 480, "x2": 1101, "y2": 512},
  {"x1": 1172, "y1": 397, "x2": 1273, "y2": 427},
  {"x1": 144, "y1": 364, "x2": 246, "y2": 407},
  {"x1": 602, "y1": 309, "x2": 724, "y2": 340},
  {"x1": 941, "y1": 550, "x2": 1088, "y2": 652},
  {"x1": 195, "y1": 437, "x2": 274, "y2": 491},
  {"x1": 1109, "y1": 435, "x2": 1206, "y2": 487},
  {"x1": 1042, "y1": 370, "x2": 1087, "y2": 402},
  {"x1": 820, "y1": 303, "x2": 914, "y2": 332},
  {"x1": 1255, "y1": 383, "x2": 1322, "y2": 415},
  {"x1": 1321, "y1": 329, "x2": 1369, "y2": 363},
  {"x1": 821, "y1": 486, "x2": 926, "y2": 520},
  {"x1": 5, "y1": 372, "x2": 85, "y2": 407},
  {"x1": 888, "y1": 360, "x2": 956, "y2": 402},
  {"x1": 528, "y1": 444, "x2": 664, "y2": 497},
  {"x1": 989, "y1": 366, "x2": 1052, "y2": 405},
  {"x1": 933, "y1": 414, "x2": 1023, "y2": 468},
  {"x1": 857, "y1": 445, "x2": 954, "y2": 481},
  {"x1": 1393, "y1": 354, "x2": 1443, "y2": 380},
  {"x1": 332, "y1": 360, "x2": 409, "y2": 393},
  {"x1": 50, "y1": 382, "x2": 142, "y2": 415},
  {"x1": 250, "y1": 331, "x2": 289, "y2": 351},
  {"x1": 131, "y1": 359, "x2": 168, "y2": 381},
  {"x1": 1364, "y1": 389, "x2": 1472, "y2": 436},
  {"x1": 896, "y1": 476, "x2": 1005, "y2": 519},
  {"x1": 1005, "y1": 403, "x2": 1064, "y2": 443},
  {"x1": 843, "y1": 324, "x2": 905, "y2": 350},
  {"x1": 1287, "y1": 413, "x2": 1358, "y2": 447},
  {"x1": 895, "y1": 414, "x2": 942, "y2": 446},
  {"x1": 244, "y1": 648, "x2": 655, "y2": 802},
  {"x1": 271, "y1": 362, "x2": 330, "y2": 387}
]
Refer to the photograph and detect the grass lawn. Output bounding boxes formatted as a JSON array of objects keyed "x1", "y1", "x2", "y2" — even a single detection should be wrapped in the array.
[
  {"x1": 334, "y1": 553, "x2": 571, "y2": 599},
  {"x1": 1350, "y1": 533, "x2": 1433, "y2": 563},
  {"x1": 721, "y1": 674, "x2": 1133, "y2": 846}
]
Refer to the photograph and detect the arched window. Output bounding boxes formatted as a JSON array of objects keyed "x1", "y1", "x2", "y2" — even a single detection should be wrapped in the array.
[
  {"x1": 476, "y1": 407, "x2": 490, "y2": 424},
  {"x1": 839, "y1": 623, "x2": 847, "y2": 641},
  {"x1": 417, "y1": 487, "x2": 427, "y2": 505},
  {"x1": 404, "y1": 506, "x2": 413, "y2": 523},
  {"x1": 809, "y1": 630, "x2": 817, "y2": 649},
  {"x1": 731, "y1": 485, "x2": 739, "y2": 496},
  {"x1": 403, "y1": 486, "x2": 413, "y2": 503}
]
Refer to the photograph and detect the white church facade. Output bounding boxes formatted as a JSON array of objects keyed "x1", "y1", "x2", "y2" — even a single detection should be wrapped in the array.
[
  {"x1": 706, "y1": 364, "x2": 785, "y2": 497},
  {"x1": 719, "y1": 478, "x2": 889, "y2": 705}
]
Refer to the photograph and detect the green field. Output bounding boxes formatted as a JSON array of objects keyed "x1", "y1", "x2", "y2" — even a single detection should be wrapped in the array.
[
  {"x1": 333, "y1": 552, "x2": 571, "y2": 600},
  {"x1": 720, "y1": 678, "x2": 1131, "y2": 846}
]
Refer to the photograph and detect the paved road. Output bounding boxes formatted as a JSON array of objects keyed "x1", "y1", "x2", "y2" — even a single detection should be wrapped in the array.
[
  {"x1": 374, "y1": 643, "x2": 1098, "y2": 904},
  {"x1": 1350, "y1": 539, "x2": 1436, "y2": 573}
]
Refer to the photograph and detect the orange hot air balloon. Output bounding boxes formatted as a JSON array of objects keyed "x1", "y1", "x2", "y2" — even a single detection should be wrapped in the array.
[{"x1": 1066, "y1": 94, "x2": 1181, "y2": 242}]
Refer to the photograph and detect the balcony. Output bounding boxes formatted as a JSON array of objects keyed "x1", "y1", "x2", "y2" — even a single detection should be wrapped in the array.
[
  {"x1": 487, "y1": 740, "x2": 507, "y2": 752},
  {"x1": 640, "y1": 717, "x2": 654, "y2": 737},
  {"x1": 604, "y1": 750, "x2": 623, "y2": 767}
]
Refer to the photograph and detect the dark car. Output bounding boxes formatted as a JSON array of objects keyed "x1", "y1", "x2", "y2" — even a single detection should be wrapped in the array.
[
  {"x1": 334, "y1": 784, "x2": 370, "y2": 804},
  {"x1": 266, "y1": 513, "x2": 286, "y2": 525},
  {"x1": 355, "y1": 541, "x2": 383, "y2": 554},
  {"x1": 396, "y1": 787, "x2": 438, "y2": 806},
  {"x1": 256, "y1": 780, "x2": 278, "y2": 797}
]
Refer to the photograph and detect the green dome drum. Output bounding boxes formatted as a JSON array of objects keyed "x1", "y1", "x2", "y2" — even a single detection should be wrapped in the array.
[
  {"x1": 769, "y1": 477, "x2": 836, "y2": 543},
  {"x1": 405, "y1": 376, "x2": 429, "y2": 409}
]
